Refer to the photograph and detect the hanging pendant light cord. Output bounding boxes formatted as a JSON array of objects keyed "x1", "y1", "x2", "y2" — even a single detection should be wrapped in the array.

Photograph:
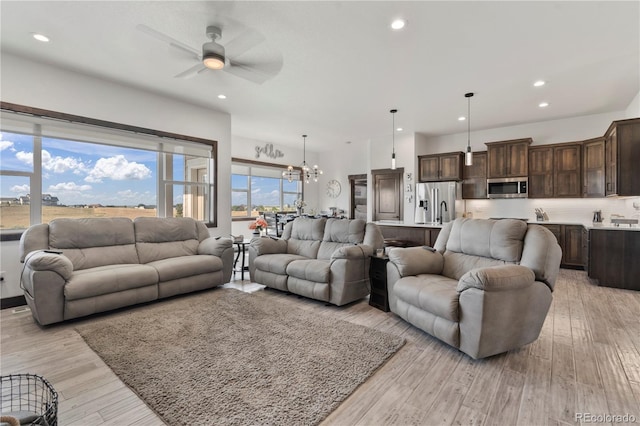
[
  {"x1": 392, "y1": 112, "x2": 395, "y2": 155},
  {"x1": 467, "y1": 97, "x2": 471, "y2": 150}
]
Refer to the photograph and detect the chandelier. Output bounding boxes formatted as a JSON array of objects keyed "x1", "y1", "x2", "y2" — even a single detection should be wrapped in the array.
[{"x1": 282, "y1": 134, "x2": 323, "y2": 183}]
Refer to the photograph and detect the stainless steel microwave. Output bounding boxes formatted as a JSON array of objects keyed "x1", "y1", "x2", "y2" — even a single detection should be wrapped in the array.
[{"x1": 487, "y1": 177, "x2": 528, "y2": 199}]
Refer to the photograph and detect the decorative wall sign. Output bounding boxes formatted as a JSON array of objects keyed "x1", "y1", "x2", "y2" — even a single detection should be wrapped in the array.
[{"x1": 255, "y1": 143, "x2": 284, "y2": 160}]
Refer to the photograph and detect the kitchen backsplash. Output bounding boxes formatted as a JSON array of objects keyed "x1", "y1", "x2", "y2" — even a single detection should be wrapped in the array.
[{"x1": 464, "y1": 197, "x2": 640, "y2": 225}]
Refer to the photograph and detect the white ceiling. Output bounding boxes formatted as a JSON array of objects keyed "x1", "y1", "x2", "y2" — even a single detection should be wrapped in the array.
[{"x1": 1, "y1": 1, "x2": 638, "y2": 152}]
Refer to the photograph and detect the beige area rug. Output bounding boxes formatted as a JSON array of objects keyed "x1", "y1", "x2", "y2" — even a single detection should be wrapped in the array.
[{"x1": 75, "y1": 288, "x2": 404, "y2": 426}]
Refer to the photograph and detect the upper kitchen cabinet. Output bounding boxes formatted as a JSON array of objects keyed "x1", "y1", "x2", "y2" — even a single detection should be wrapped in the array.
[
  {"x1": 486, "y1": 138, "x2": 532, "y2": 178},
  {"x1": 418, "y1": 152, "x2": 463, "y2": 182},
  {"x1": 605, "y1": 118, "x2": 640, "y2": 197},
  {"x1": 528, "y1": 146, "x2": 554, "y2": 198},
  {"x1": 582, "y1": 137, "x2": 605, "y2": 198},
  {"x1": 462, "y1": 151, "x2": 487, "y2": 199},
  {"x1": 529, "y1": 142, "x2": 582, "y2": 198},
  {"x1": 554, "y1": 143, "x2": 582, "y2": 198}
]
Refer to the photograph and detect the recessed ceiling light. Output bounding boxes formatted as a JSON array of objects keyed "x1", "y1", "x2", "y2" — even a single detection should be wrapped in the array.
[
  {"x1": 396, "y1": 127, "x2": 403, "y2": 132},
  {"x1": 391, "y1": 19, "x2": 406, "y2": 30},
  {"x1": 533, "y1": 80, "x2": 546, "y2": 87},
  {"x1": 458, "y1": 116, "x2": 466, "y2": 121},
  {"x1": 346, "y1": 141, "x2": 352, "y2": 144},
  {"x1": 539, "y1": 102, "x2": 549, "y2": 108},
  {"x1": 217, "y1": 94, "x2": 227, "y2": 99},
  {"x1": 32, "y1": 33, "x2": 50, "y2": 43}
]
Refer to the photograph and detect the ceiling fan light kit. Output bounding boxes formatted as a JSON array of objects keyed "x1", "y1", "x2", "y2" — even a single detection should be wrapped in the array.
[{"x1": 202, "y1": 26, "x2": 225, "y2": 69}]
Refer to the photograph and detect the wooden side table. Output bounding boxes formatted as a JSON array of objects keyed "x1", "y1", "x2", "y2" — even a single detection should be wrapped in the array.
[{"x1": 369, "y1": 255, "x2": 389, "y2": 312}]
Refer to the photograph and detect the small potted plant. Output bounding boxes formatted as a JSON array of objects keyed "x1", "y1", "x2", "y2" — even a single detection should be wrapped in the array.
[{"x1": 249, "y1": 217, "x2": 268, "y2": 236}]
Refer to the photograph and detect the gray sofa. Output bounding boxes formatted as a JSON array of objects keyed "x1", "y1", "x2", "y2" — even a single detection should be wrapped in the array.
[
  {"x1": 249, "y1": 217, "x2": 384, "y2": 306},
  {"x1": 387, "y1": 218, "x2": 561, "y2": 359},
  {"x1": 19, "y1": 217, "x2": 233, "y2": 325}
]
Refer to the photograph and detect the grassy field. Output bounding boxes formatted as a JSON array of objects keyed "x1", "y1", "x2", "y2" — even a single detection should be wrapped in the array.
[{"x1": 0, "y1": 205, "x2": 157, "y2": 229}]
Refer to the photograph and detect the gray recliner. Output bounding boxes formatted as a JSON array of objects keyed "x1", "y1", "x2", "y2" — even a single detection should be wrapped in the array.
[{"x1": 386, "y1": 218, "x2": 561, "y2": 359}]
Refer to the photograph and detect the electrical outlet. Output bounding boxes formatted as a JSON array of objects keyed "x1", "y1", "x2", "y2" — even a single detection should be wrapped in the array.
[{"x1": 0, "y1": 271, "x2": 5, "y2": 282}]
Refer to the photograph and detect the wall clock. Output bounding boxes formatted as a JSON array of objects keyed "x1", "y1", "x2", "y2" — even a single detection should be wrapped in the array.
[{"x1": 326, "y1": 179, "x2": 341, "y2": 198}]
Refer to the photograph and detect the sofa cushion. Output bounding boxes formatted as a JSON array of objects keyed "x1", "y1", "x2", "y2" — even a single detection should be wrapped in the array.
[
  {"x1": 283, "y1": 218, "x2": 325, "y2": 258},
  {"x1": 148, "y1": 255, "x2": 224, "y2": 282},
  {"x1": 317, "y1": 241, "x2": 353, "y2": 261},
  {"x1": 394, "y1": 274, "x2": 460, "y2": 322},
  {"x1": 48, "y1": 218, "x2": 139, "y2": 270},
  {"x1": 442, "y1": 252, "x2": 507, "y2": 281},
  {"x1": 253, "y1": 254, "x2": 308, "y2": 275},
  {"x1": 286, "y1": 259, "x2": 331, "y2": 283},
  {"x1": 322, "y1": 218, "x2": 365, "y2": 243},
  {"x1": 65, "y1": 264, "x2": 158, "y2": 301},
  {"x1": 446, "y1": 218, "x2": 527, "y2": 263},
  {"x1": 134, "y1": 217, "x2": 202, "y2": 264}
]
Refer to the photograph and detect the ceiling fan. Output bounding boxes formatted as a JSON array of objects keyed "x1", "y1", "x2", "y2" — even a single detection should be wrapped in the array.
[{"x1": 136, "y1": 23, "x2": 283, "y2": 84}]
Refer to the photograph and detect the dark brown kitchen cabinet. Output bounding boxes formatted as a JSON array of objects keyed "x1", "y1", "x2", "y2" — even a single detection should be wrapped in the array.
[
  {"x1": 582, "y1": 137, "x2": 605, "y2": 198},
  {"x1": 486, "y1": 138, "x2": 532, "y2": 178},
  {"x1": 589, "y1": 229, "x2": 640, "y2": 290},
  {"x1": 528, "y1": 142, "x2": 582, "y2": 198},
  {"x1": 605, "y1": 118, "x2": 640, "y2": 197},
  {"x1": 562, "y1": 225, "x2": 584, "y2": 267},
  {"x1": 538, "y1": 223, "x2": 584, "y2": 269},
  {"x1": 418, "y1": 152, "x2": 463, "y2": 182},
  {"x1": 528, "y1": 146, "x2": 554, "y2": 198},
  {"x1": 462, "y1": 151, "x2": 487, "y2": 199},
  {"x1": 554, "y1": 143, "x2": 582, "y2": 198}
]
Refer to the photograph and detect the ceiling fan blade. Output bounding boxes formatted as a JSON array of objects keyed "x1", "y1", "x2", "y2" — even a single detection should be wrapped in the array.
[
  {"x1": 136, "y1": 24, "x2": 200, "y2": 59},
  {"x1": 225, "y1": 58, "x2": 283, "y2": 84},
  {"x1": 223, "y1": 29, "x2": 266, "y2": 58},
  {"x1": 175, "y1": 63, "x2": 208, "y2": 79}
]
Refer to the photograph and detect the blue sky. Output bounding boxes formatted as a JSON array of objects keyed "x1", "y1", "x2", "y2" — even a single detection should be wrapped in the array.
[{"x1": 1, "y1": 132, "x2": 162, "y2": 205}]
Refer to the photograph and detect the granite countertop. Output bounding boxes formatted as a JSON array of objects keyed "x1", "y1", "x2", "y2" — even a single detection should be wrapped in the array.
[{"x1": 374, "y1": 219, "x2": 640, "y2": 231}]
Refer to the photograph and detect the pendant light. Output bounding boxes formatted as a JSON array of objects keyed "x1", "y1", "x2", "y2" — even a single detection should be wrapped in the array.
[
  {"x1": 390, "y1": 109, "x2": 397, "y2": 170},
  {"x1": 282, "y1": 134, "x2": 322, "y2": 183},
  {"x1": 464, "y1": 92, "x2": 474, "y2": 166}
]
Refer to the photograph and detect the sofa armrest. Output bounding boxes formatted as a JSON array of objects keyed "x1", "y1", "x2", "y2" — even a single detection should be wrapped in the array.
[
  {"x1": 23, "y1": 251, "x2": 74, "y2": 281},
  {"x1": 387, "y1": 246, "x2": 444, "y2": 277},
  {"x1": 331, "y1": 244, "x2": 373, "y2": 261},
  {"x1": 457, "y1": 265, "x2": 535, "y2": 293},
  {"x1": 249, "y1": 237, "x2": 287, "y2": 256},
  {"x1": 198, "y1": 237, "x2": 233, "y2": 257}
]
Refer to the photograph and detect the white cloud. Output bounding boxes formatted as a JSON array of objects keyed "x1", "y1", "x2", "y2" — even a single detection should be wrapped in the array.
[
  {"x1": 16, "y1": 151, "x2": 32, "y2": 164},
  {"x1": 0, "y1": 141, "x2": 15, "y2": 152},
  {"x1": 16, "y1": 149, "x2": 90, "y2": 174},
  {"x1": 85, "y1": 155, "x2": 152, "y2": 183},
  {"x1": 10, "y1": 184, "x2": 30, "y2": 193},
  {"x1": 48, "y1": 182, "x2": 92, "y2": 192}
]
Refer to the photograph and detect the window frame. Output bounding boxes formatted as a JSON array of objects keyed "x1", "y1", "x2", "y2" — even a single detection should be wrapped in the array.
[
  {"x1": 0, "y1": 102, "x2": 218, "y2": 239},
  {"x1": 231, "y1": 157, "x2": 303, "y2": 220}
]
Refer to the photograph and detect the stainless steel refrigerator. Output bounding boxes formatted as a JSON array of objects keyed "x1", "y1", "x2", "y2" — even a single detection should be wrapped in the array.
[{"x1": 414, "y1": 181, "x2": 458, "y2": 224}]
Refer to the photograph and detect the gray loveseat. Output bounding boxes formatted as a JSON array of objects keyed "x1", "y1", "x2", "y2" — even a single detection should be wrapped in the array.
[
  {"x1": 19, "y1": 217, "x2": 233, "y2": 325},
  {"x1": 249, "y1": 217, "x2": 384, "y2": 306},
  {"x1": 387, "y1": 218, "x2": 561, "y2": 359}
]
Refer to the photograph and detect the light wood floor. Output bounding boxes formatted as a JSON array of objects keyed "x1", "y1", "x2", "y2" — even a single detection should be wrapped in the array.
[{"x1": 2, "y1": 269, "x2": 640, "y2": 425}]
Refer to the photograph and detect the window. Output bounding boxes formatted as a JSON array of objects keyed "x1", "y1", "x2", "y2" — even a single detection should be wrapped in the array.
[
  {"x1": 231, "y1": 160, "x2": 302, "y2": 218},
  {"x1": 0, "y1": 103, "x2": 217, "y2": 232}
]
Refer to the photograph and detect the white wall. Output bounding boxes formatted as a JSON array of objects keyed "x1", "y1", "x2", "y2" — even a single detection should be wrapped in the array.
[
  {"x1": 626, "y1": 90, "x2": 640, "y2": 118},
  {"x1": 1, "y1": 53, "x2": 232, "y2": 299},
  {"x1": 230, "y1": 135, "x2": 321, "y2": 237},
  {"x1": 418, "y1": 111, "x2": 625, "y2": 156}
]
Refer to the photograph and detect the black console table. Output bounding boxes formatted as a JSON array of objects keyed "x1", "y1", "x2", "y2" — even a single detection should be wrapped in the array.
[{"x1": 369, "y1": 255, "x2": 389, "y2": 311}]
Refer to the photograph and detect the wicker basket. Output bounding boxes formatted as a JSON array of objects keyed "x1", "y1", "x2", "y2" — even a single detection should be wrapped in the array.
[{"x1": 1, "y1": 374, "x2": 58, "y2": 426}]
